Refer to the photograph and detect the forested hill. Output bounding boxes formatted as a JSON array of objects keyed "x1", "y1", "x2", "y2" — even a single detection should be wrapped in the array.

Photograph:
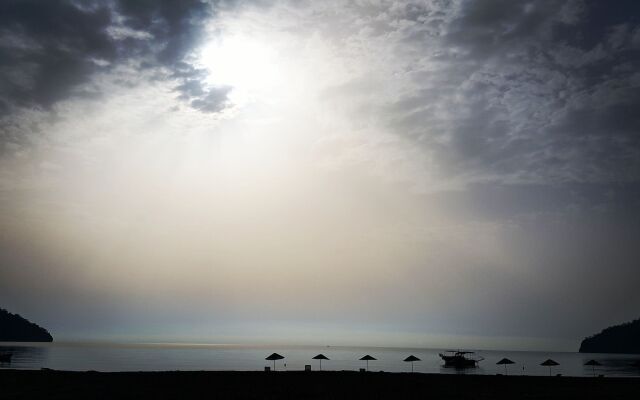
[
  {"x1": 0, "y1": 308, "x2": 53, "y2": 342},
  {"x1": 579, "y1": 318, "x2": 640, "y2": 354}
]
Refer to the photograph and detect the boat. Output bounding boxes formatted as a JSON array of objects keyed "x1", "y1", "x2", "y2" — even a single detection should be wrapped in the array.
[
  {"x1": 439, "y1": 350, "x2": 484, "y2": 368},
  {"x1": 0, "y1": 353, "x2": 12, "y2": 363}
]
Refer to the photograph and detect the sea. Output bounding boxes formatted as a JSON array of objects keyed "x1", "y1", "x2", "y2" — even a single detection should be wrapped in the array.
[{"x1": 1, "y1": 342, "x2": 639, "y2": 377}]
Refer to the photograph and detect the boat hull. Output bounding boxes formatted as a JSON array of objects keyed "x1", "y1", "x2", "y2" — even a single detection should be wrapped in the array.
[{"x1": 439, "y1": 354, "x2": 479, "y2": 368}]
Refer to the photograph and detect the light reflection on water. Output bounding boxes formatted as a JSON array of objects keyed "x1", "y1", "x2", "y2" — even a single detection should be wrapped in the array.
[{"x1": 1, "y1": 342, "x2": 639, "y2": 377}]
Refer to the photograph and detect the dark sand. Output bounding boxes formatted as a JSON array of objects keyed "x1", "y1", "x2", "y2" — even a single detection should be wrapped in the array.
[{"x1": 1, "y1": 370, "x2": 638, "y2": 399}]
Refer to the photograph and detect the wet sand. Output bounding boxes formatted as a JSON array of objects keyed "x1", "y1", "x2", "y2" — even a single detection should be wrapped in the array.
[{"x1": 0, "y1": 369, "x2": 638, "y2": 399}]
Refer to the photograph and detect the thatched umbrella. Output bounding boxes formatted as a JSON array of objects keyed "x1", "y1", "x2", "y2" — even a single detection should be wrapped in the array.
[
  {"x1": 313, "y1": 354, "x2": 329, "y2": 371},
  {"x1": 496, "y1": 358, "x2": 515, "y2": 375},
  {"x1": 584, "y1": 359, "x2": 601, "y2": 376},
  {"x1": 403, "y1": 355, "x2": 421, "y2": 372},
  {"x1": 540, "y1": 359, "x2": 559, "y2": 376},
  {"x1": 265, "y1": 353, "x2": 284, "y2": 371},
  {"x1": 360, "y1": 355, "x2": 377, "y2": 371}
]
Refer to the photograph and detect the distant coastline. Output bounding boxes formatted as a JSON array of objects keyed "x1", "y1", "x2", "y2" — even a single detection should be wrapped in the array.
[
  {"x1": 0, "y1": 308, "x2": 53, "y2": 342},
  {"x1": 579, "y1": 318, "x2": 640, "y2": 354}
]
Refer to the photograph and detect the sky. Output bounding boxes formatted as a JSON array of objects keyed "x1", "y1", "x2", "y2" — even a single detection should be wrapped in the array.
[{"x1": 1, "y1": 0, "x2": 639, "y2": 351}]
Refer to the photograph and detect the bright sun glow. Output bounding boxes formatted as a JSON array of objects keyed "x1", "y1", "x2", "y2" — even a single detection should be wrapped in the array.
[{"x1": 199, "y1": 34, "x2": 283, "y2": 103}]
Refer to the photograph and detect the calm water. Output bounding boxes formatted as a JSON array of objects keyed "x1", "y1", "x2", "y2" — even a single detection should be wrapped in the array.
[{"x1": 1, "y1": 342, "x2": 639, "y2": 377}]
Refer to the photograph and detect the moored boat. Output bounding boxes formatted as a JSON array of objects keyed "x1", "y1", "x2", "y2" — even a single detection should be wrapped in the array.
[{"x1": 439, "y1": 350, "x2": 483, "y2": 368}]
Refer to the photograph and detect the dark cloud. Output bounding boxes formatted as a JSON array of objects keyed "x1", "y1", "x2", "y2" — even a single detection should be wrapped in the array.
[
  {"x1": 2, "y1": 0, "x2": 638, "y2": 179},
  {"x1": 190, "y1": 85, "x2": 231, "y2": 113},
  {"x1": 367, "y1": 0, "x2": 640, "y2": 185},
  {"x1": 0, "y1": 0, "x2": 229, "y2": 122},
  {"x1": 173, "y1": 62, "x2": 231, "y2": 113},
  {"x1": 0, "y1": 0, "x2": 115, "y2": 110}
]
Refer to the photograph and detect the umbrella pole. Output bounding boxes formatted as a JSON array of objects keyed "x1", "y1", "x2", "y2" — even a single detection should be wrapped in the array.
[
  {"x1": 366, "y1": 360, "x2": 369, "y2": 371},
  {"x1": 320, "y1": 359, "x2": 322, "y2": 371},
  {"x1": 504, "y1": 364, "x2": 507, "y2": 375},
  {"x1": 411, "y1": 362, "x2": 414, "y2": 373},
  {"x1": 273, "y1": 359, "x2": 276, "y2": 371}
]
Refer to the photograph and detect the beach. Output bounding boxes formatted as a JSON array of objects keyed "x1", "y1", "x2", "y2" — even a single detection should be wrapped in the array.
[{"x1": 1, "y1": 369, "x2": 638, "y2": 399}]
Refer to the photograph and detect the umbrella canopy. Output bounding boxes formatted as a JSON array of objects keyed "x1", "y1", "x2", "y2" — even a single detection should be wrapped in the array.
[
  {"x1": 312, "y1": 354, "x2": 329, "y2": 371},
  {"x1": 541, "y1": 359, "x2": 559, "y2": 376},
  {"x1": 496, "y1": 358, "x2": 515, "y2": 375},
  {"x1": 265, "y1": 353, "x2": 285, "y2": 370},
  {"x1": 360, "y1": 355, "x2": 376, "y2": 371},
  {"x1": 403, "y1": 355, "x2": 421, "y2": 372},
  {"x1": 266, "y1": 353, "x2": 284, "y2": 361}
]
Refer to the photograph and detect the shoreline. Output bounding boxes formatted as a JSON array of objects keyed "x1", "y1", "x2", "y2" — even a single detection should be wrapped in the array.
[{"x1": 1, "y1": 369, "x2": 639, "y2": 399}]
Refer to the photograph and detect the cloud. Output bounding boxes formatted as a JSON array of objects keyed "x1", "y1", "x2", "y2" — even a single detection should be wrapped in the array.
[
  {"x1": 296, "y1": 0, "x2": 640, "y2": 186},
  {"x1": 2, "y1": 0, "x2": 639, "y2": 184},
  {"x1": 0, "y1": 0, "x2": 115, "y2": 112},
  {"x1": 0, "y1": 0, "x2": 229, "y2": 125},
  {"x1": 424, "y1": 0, "x2": 640, "y2": 185},
  {"x1": 189, "y1": 85, "x2": 232, "y2": 112}
]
